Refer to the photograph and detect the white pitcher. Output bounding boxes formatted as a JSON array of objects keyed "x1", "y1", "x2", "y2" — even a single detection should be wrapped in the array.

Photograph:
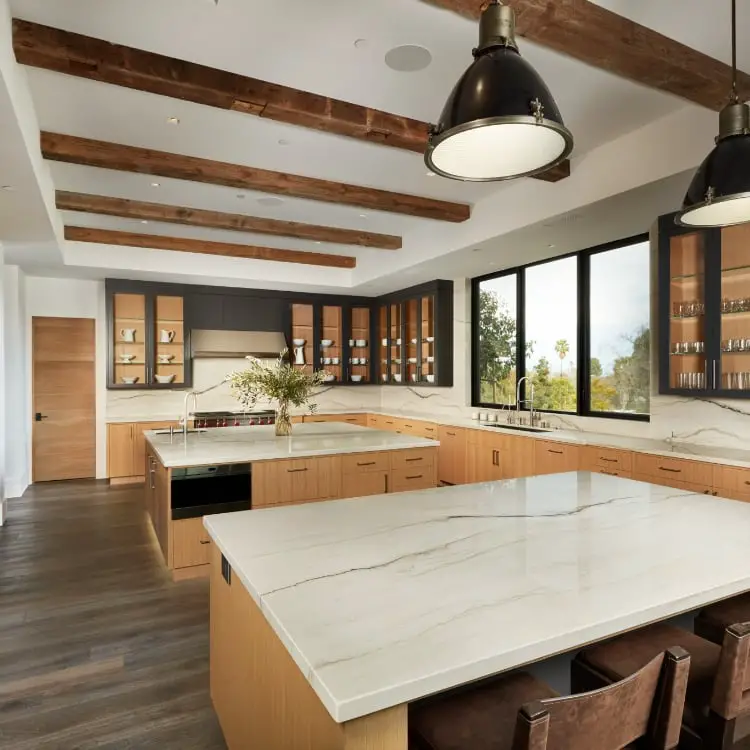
[
  {"x1": 160, "y1": 329, "x2": 175, "y2": 343},
  {"x1": 293, "y1": 346, "x2": 305, "y2": 366},
  {"x1": 120, "y1": 328, "x2": 136, "y2": 342}
]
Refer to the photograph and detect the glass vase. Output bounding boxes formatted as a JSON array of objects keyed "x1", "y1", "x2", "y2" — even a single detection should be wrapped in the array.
[{"x1": 275, "y1": 401, "x2": 292, "y2": 437}]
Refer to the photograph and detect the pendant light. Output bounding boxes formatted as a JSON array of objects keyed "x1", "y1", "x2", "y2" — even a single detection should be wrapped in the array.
[
  {"x1": 677, "y1": 0, "x2": 750, "y2": 227},
  {"x1": 425, "y1": 0, "x2": 573, "y2": 182}
]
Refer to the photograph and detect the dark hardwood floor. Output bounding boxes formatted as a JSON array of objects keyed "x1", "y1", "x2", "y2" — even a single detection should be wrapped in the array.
[{"x1": 0, "y1": 480, "x2": 226, "y2": 749}]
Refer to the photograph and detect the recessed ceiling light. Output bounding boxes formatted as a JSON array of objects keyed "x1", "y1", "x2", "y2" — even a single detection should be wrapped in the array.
[
  {"x1": 278, "y1": 138, "x2": 290, "y2": 146},
  {"x1": 359, "y1": 213, "x2": 367, "y2": 218},
  {"x1": 385, "y1": 45, "x2": 432, "y2": 73},
  {"x1": 167, "y1": 117, "x2": 180, "y2": 125},
  {"x1": 257, "y1": 197, "x2": 284, "y2": 207},
  {"x1": 354, "y1": 38, "x2": 368, "y2": 50},
  {"x1": 150, "y1": 182, "x2": 160, "y2": 188},
  {"x1": 315, "y1": 241, "x2": 322, "y2": 245},
  {"x1": 141, "y1": 220, "x2": 149, "y2": 224}
]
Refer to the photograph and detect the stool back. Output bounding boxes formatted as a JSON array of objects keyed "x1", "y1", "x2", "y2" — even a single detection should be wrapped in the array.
[
  {"x1": 511, "y1": 647, "x2": 690, "y2": 750},
  {"x1": 710, "y1": 621, "x2": 750, "y2": 720}
]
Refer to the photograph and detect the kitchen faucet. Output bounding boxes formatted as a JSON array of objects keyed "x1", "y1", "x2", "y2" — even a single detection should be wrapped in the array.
[
  {"x1": 515, "y1": 376, "x2": 536, "y2": 426},
  {"x1": 181, "y1": 376, "x2": 232, "y2": 440}
]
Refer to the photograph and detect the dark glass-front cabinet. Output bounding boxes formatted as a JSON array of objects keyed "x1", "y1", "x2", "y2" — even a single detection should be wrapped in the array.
[
  {"x1": 377, "y1": 280, "x2": 453, "y2": 387},
  {"x1": 107, "y1": 281, "x2": 192, "y2": 390},
  {"x1": 659, "y1": 215, "x2": 750, "y2": 398}
]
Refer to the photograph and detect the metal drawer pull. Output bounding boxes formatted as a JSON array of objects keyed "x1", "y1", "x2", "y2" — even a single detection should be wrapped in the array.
[
  {"x1": 406, "y1": 475, "x2": 424, "y2": 480},
  {"x1": 658, "y1": 466, "x2": 681, "y2": 473},
  {"x1": 744, "y1": 480, "x2": 750, "y2": 486},
  {"x1": 287, "y1": 468, "x2": 309, "y2": 473},
  {"x1": 446, "y1": 431, "x2": 456, "y2": 436},
  {"x1": 601, "y1": 457, "x2": 617, "y2": 463},
  {"x1": 406, "y1": 457, "x2": 423, "y2": 462},
  {"x1": 548, "y1": 449, "x2": 563, "y2": 455},
  {"x1": 199, "y1": 540, "x2": 210, "y2": 545},
  {"x1": 602, "y1": 470, "x2": 617, "y2": 476},
  {"x1": 357, "y1": 461, "x2": 376, "y2": 467},
  {"x1": 425, "y1": 428, "x2": 435, "y2": 432}
]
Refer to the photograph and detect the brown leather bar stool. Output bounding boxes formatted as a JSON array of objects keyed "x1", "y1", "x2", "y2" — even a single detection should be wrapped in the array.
[
  {"x1": 695, "y1": 593, "x2": 750, "y2": 645},
  {"x1": 409, "y1": 647, "x2": 689, "y2": 750},
  {"x1": 571, "y1": 622, "x2": 750, "y2": 750}
]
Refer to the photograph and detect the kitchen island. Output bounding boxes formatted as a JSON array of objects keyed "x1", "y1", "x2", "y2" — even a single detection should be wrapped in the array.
[
  {"x1": 143, "y1": 422, "x2": 438, "y2": 580},
  {"x1": 204, "y1": 471, "x2": 750, "y2": 749}
]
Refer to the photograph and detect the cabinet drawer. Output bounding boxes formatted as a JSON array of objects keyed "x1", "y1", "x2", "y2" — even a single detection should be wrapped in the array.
[
  {"x1": 590, "y1": 466, "x2": 632, "y2": 479},
  {"x1": 390, "y1": 466, "x2": 436, "y2": 493},
  {"x1": 172, "y1": 518, "x2": 211, "y2": 569},
  {"x1": 399, "y1": 419, "x2": 438, "y2": 438},
  {"x1": 633, "y1": 454, "x2": 712, "y2": 486},
  {"x1": 714, "y1": 464, "x2": 750, "y2": 494},
  {"x1": 342, "y1": 471, "x2": 388, "y2": 498},
  {"x1": 534, "y1": 441, "x2": 580, "y2": 474},
  {"x1": 390, "y1": 448, "x2": 436, "y2": 471},
  {"x1": 585, "y1": 446, "x2": 632, "y2": 472},
  {"x1": 341, "y1": 452, "x2": 390, "y2": 474}
]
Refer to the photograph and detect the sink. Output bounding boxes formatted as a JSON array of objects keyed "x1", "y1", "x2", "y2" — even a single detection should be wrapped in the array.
[{"x1": 484, "y1": 424, "x2": 549, "y2": 434}]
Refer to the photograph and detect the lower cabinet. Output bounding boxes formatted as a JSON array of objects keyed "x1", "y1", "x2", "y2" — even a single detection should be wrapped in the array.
[
  {"x1": 253, "y1": 456, "x2": 342, "y2": 507},
  {"x1": 342, "y1": 471, "x2": 389, "y2": 497},
  {"x1": 534, "y1": 441, "x2": 580, "y2": 475},
  {"x1": 108, "y1": 421, "x2": 178, "y2": 482},
  {"x1": 438, "y1": 426, "x2": 466, "y2": 485},
  {"x1": 303, "y1": 413, "x2": 368, "y2": 427},
  {"x1": 172, "y1": 518, "x2": 212, "y2": 569}
]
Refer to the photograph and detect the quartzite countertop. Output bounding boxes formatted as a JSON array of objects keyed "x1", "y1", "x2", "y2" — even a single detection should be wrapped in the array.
[
  {"x1": 205, "y1": 472, "x2": 750, "y2": 723},
  {"x1": 144, "y1": 422, "x2": 438, "y2": 468}
]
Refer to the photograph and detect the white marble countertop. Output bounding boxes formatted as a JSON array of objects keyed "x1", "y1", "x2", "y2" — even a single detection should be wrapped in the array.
[
  {"x1": 204, "y1": 472, "x2": 750, "y2": 723},
  {"x1": 145, "y1": 422, "x2": 438, "y2": 468}
]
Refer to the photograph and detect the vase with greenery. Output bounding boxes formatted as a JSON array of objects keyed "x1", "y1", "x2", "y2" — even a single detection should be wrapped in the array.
[{"x1": 229, "y1": 351, "x2": 326, "y2": 437}]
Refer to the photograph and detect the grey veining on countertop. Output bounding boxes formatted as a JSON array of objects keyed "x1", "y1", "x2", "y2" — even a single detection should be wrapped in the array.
[
  {"x1": 144, "y1": 422, "x2": 438, "y2": 468},
  {"x1": 204, "y1": 472, "x2": 750, "y2": 723}
]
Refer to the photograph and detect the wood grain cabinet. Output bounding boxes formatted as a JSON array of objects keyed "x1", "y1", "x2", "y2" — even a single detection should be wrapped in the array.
[
  {"x1": 534, "y1": 441, "x2": 580, "y2": 475},
  {"x1": 252, "y1": 456, "x2": 342, "y2": 507},
  {"x1": 108, "y1": 421, "x2": 177, "y2": 483},
  {"x1": 172, "y1": 518, "x2": 212, "y2": 569},
  {"x1": 437, "y1": 426, "x2": 466, "y2": 485},
  {"x1": 303, "y1": 413, "x2": 368, "y2": 427},
  {"x1": 582, "y1": 447, "x2": 633, "y2": 478},
  {"x1": 341, "y1": 452, "x2": 390, "y2": 497}
]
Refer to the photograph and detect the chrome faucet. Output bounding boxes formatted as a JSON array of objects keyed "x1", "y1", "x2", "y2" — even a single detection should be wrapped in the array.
[
  {"x1": 516, "y1": 376, "x2": 536, "y2": 426},
  {"x1": 180, "y1": 376, "x2": 232, "y2": 440}
]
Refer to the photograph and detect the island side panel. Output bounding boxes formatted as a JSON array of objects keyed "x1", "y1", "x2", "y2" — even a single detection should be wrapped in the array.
[{"x1": 209, "y1": 545, "x2": 407, "y2": 750}]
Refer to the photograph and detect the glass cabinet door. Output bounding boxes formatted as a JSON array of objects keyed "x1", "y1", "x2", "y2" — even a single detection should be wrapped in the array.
[
  {"x1": 349, "y1": 307, "x2": 370, "y2": 384},
  {"x1": 154, "y1": 295, "x2": 185, "y2": 386},
  {"x1": 389, "y1": 303, "x2": 403, "y2": 383},
  {"x1": 719, "y1": 224, "x2": 750, "y2": 392},
  {"x1": 420, "y1": 294, "x2": 436, "y2": 384},
  {"x1": 291, "y1": 303, "x2": 314, "y2": 372},
  {"x1": 113, "y1": 293, "x2": 147, "y2": 386},
  {"x1": 668, "y1": 232, "x2": 707, "y2": 391},
  {"x1": 405, "y1": 298, "x2": 419, "y2": 384},
  {"x1": 378, "y1": 305, "x2": 388, "y2": 384},
  {"x1": 321, "y1": 305, "x2": 343, "y2": 384}
]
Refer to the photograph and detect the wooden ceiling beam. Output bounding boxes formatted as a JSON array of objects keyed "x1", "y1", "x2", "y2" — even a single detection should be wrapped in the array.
[
  {"x1": 14, "y1": 19, "x2": 569, "y2": 183},
  {"x1": 64, "y1": 226, "x2": 356, "y2": 268},
  {"x1": 42, "y1": 133, "x2": 470, "y2": 223},
  {"x1": 56, "y1": 191, "x2": 402, "y2": 250},
  {"x1": 421, "y1": 0, "x2": 750, "y2": 111}
]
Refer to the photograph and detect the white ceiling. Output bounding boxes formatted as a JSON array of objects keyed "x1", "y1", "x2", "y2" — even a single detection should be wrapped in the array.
[{"x1": 0, "y1": 0, "x2": 724, "y2": 292}]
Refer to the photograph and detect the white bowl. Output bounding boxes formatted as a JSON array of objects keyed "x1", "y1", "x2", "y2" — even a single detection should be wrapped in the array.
[
  {"x1": 292, "y1": 338, "x2": 306, "y2": 346},
  {"x1": 358, "y1": 358, "x2": 367, "y2": 365},
  {"x1": 427, "y1": 356, "x2": 435, "y2": 363},
  {"x1": 321, "y1": 339, "x2": 333, "y2": 348},
  {"x1": 121, "y1": 376, "x2": 139, "y2": 385},
  {"x1": 410, "y1": 338, "x2": 418, "y2": 344},
  {"x1": 323, "y1": 374, "x2": 336, "y2": 383},
  {"x1": 119, "y1": 355, "x2": 135, "y2": 363},
  {"x1": 426, "y1": 336, "x2": 435, "y2": 343},
  {"x1": 408, "y1": 357, "x2": 417, "y2": 364},
  {"x1": 355, "y1": 339, "x2": 366, "y2": 347},
  {"x1": 381, "y1": 338, "x2": 388, "y2": 346},
  {"x1": 157, "y1": 354, "x2": 174, "y2": 363},
  {"x1": 155, "y1": 374, "x2": 176, "y2": 384},
  {"x1": 426, "y1": 374, "x2": 435, "y2": 383},
  {"x1": 351, "y1": 375, "x2": 363, "y2": 382}
]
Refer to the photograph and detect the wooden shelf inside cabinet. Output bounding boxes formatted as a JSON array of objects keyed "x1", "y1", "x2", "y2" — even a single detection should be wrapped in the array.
[{"x1": 291, "y1": 303, "x2": 314, "y2": 371}]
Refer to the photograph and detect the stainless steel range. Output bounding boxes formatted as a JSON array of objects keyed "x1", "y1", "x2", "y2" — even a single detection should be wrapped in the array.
[{"x1": 192, "y1": 410, "x2": 276, "y2": 429}]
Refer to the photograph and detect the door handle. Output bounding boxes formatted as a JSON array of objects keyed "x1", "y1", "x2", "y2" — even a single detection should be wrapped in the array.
[{"x1": 35, "y1": 413, "x2": 48, "y2": 422}]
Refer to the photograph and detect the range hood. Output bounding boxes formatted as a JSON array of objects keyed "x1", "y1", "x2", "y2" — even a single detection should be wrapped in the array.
[{"x1": 191, "y1": 330, "x2": 287, "y2": 359}]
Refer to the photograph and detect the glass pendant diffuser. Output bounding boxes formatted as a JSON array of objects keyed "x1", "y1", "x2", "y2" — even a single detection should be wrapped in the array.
[
  {"x1": 425, "y1": 0, "x2": 573, "y2": 181},
  {"x1": 677, "y1": 0, "x2": 750, "y2": 227}
]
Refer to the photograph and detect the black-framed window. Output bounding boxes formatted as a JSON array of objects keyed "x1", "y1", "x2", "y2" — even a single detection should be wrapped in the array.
[{"x1": 472, "y1": 234, "x2": 650, "y2": 421}]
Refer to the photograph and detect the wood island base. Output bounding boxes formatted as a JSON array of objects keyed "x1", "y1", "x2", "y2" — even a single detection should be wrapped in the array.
[{"x1": 209, "y1": 545, "x2": 407, "y2": 749}]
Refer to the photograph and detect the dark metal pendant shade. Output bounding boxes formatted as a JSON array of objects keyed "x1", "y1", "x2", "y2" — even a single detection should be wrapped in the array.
[
  {"x1": 425, "y1": 1, "x2": 573, "y2": 182},
  {"x1": 677, "y1": 0, "x2": 750, "y2": 227}
]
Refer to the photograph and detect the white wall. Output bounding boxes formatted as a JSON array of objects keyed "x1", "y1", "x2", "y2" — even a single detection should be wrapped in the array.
[
  {"x1": 24, "y1": 276, "x2": 107, "y2": 480},
  {"x1": 0, "y1": 247, "x2": 5, "y2": 522},
  {"x1": 4, "y1": 265, "x2": 28, "y2": 498}
]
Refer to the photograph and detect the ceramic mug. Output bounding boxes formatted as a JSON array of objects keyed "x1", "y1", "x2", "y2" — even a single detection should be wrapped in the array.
[
  {"x1": 331, "y1": 357, "x2": 340, "y2": 365},
  {"x1": 355, "y1": 339, "x2": 366, "y2": 347},
  {"x1": 120, "y1": 328, "x2": 136, "y2": 342},
  {"x1": 348, "y1": 339, "x2": 355, "y2": 347},
  {"x1": 351, "y1": 358, "x2": 360, "y2": 365},
  {"x1": 323, "y1": 357, "x2": 332, "y2": 365},
  {"x1": 160, "y1": 329, "x2": 175, "y2": 343}
]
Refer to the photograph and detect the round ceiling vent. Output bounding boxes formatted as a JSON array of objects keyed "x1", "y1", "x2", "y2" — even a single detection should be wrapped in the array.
[{"x1": 385, "y1": 45, "x2": 432, "y2": 72}]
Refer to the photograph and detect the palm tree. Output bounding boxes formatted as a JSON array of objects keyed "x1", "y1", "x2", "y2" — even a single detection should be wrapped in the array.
[{"x1": 554, "y1": 339, "x2": 569, "y2": 376}]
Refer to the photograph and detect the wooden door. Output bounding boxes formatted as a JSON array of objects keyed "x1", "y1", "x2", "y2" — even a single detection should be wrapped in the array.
[
  {"x1": 108, "y1": 423, "x2": 136, "y2": 478},
  {"x1": 342, "y1": 471, "x2": 388, "y2": 498},
  {"x1": 438, "y1": 426, "x2": 466, "y2": 485},
  {"x1": 32, "y1": 317, "x2": 95, "y2": 482}
]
